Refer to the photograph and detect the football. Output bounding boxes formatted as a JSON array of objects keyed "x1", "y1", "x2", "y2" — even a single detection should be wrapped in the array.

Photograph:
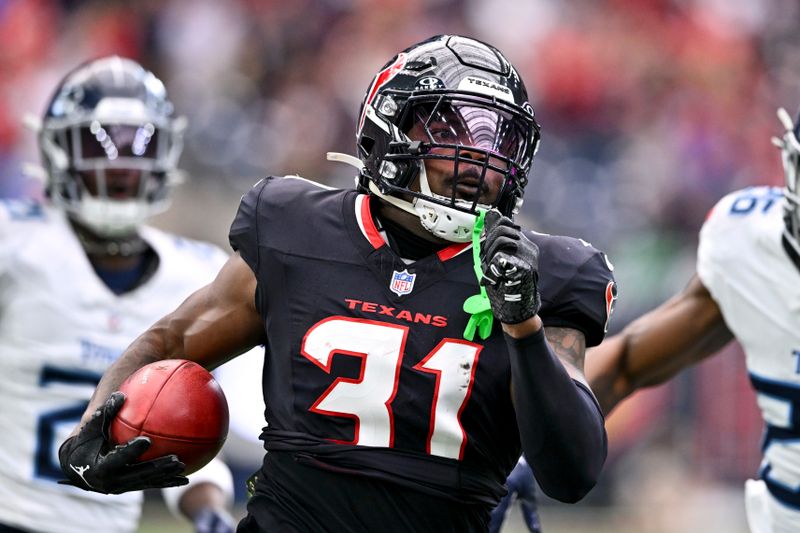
[{"x1": 110, "y1": 359, "x2": 229, "y2": 475}]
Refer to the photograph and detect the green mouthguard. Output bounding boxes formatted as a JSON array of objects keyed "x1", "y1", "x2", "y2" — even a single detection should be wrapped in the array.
[{"x1": 462, "y1": 210, "x2": 494, "y2": 341}]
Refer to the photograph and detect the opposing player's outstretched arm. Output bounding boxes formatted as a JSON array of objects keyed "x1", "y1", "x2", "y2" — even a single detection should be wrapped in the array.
[{"x1": 586, "y1": 274, "x2": 733, "y2": 415}]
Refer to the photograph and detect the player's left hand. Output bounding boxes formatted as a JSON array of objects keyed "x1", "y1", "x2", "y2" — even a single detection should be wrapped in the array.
[
  {"x1": 58, "y1": 392, "x2": 189, "y2": 494},
  {"x1": 480, "y1": 210, "x2": 541, "y2": 324},
  {"x1": 193, "y1": 507, "x2": 236, "y2": 533}
]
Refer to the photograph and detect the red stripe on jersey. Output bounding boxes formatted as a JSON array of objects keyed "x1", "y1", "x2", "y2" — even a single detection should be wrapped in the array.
[
  {"x1": 604, "y1": 280, "x2": 618, "y2": 333},
  {"x1": 360, "y1": 195, "x2": 386, "y2": 249},
  {"x1": 437, "y1": 242, "x2": 471, "y2": 262},
  {"x1": 358, "y1": 194, "x2": 469, "y2": 260}
]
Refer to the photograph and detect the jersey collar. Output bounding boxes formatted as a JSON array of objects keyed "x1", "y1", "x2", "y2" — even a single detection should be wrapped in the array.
[{"x1": 354, "y1": 194, "x2": 470, "y2": 262}]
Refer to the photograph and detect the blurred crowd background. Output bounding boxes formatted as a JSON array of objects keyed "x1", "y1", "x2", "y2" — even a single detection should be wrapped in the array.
[{"x1": 2, "y1": 0, "x2": 795, "y2": 531}]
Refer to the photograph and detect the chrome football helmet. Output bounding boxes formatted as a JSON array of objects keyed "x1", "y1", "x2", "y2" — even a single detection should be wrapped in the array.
[
  {"x1": 773, "y1": 107, "x2": 800, "y2": 254},
  {"x1": 330, "y1": 35, "x2": 541, "y2": 242},
  {"x1": 36, "y1": 56, "x2": 185, "y2": 237}
]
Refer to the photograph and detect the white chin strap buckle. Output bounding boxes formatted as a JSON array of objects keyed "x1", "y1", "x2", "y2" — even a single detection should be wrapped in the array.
[{"x1": 414, "y1": 198, "x2": 474, "y2": 242}]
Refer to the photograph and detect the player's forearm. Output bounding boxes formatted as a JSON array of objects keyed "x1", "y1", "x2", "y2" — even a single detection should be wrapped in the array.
[
  {"x1": 587, "y1": 375, "x2": 629, "y2": 416},
  {"x1": 506, "y1": 328, "x2": 607, "y2": 503},
  {"x1": 592, "y1": 276, "x2": 734, "y2": 413},
  {"x1": 586, "y1": 335, "x2": 637, "y2": 414},
  {"x1": 590, "y1": 306, "x2": 733, "y2": 414},
  {"x1": 74, "y1": 323, "x2": 182, "y2": 432},
  {"x1": 177, "y1": 482, "x2": 232, "y2": 524},
  {"x1": 589, "y1": 325, "x2": 691, "y2": 414}
]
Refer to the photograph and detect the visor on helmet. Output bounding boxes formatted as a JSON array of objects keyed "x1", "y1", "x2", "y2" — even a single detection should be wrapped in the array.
[
  {"x1": 79, "y1": 122, "x2": 160, "y2": 159},
  {"x1": 376, "y1": 93, "x2": 537, "y2": 214},
  {"x1": 41, "y1": 116, "x2": 181, "y2": 235},
  {"x1": 57, "y1": 121, "x2": 169, "y2": 172},
  {"x1": 410, "y1": 99, "x2": 530, "y2": 166}
]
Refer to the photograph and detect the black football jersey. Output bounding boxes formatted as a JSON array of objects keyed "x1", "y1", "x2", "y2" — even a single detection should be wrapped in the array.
[{"x1": 229, "y1": 176, "x2": 616, "y2": 505}]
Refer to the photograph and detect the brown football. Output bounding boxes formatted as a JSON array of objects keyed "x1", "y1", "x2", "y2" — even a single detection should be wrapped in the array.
[{"x1": 110, "y1": 359, "x2": 229, "y2": 474}]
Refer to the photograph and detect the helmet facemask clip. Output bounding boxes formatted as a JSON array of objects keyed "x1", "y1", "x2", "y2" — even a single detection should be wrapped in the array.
[{"x1": 773, "y1": 107, "x2": 800, "y2": 254}]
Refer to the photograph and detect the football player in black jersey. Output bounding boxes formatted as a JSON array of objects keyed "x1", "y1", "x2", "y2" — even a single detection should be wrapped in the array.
[{"x1": 61, "y1": 35, "x2": 617, "y2": 532}]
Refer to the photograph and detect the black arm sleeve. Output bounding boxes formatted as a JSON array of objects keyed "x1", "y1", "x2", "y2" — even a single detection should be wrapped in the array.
[{"x1": 506, "y1": 328, "x2": 607, "y2": 503}]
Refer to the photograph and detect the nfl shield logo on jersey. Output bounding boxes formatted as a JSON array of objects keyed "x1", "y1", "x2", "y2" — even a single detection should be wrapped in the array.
[{"x1": 390, "y1": 269, "x2": 416, "y2": 296}]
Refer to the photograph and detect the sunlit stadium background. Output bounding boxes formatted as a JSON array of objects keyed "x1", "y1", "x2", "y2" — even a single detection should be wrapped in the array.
[{"x1": 4, "y1": 0, "x2": 796, "y2": 531}]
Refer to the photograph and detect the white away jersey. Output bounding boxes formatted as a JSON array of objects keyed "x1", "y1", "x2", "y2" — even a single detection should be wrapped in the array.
[
  {"x1": 697, "y1": 186, "x2": 800, "y2": 531},
  {"x1": 0, "y1": 199, "x2": 228, "y2": 533}
]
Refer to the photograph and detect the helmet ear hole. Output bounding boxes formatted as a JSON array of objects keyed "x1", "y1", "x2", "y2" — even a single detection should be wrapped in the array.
[{"x1": 359, "y1": 135, "x2": 375, "y2": 156}]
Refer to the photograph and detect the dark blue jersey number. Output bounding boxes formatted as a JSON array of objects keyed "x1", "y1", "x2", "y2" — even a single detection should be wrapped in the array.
[
  {"x1": 729, "y1": 188, "x2": 782, "y2": 216},
  {"x1": 750, "y1": 372, "x2": 800, "y2": 509},
  {"x1": 35, "y1": 365, "x2": 102, "y2": 481}
]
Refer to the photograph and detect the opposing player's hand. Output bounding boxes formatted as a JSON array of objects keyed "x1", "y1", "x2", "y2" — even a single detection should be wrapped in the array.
[
  {"x1": 480, "y1": 210, "x2": 541, "y2": 324},
  {"x1": 58, "y1": 392, "x2": 189, "y2": 494},
  {"x1": 193, "y1": 507, "x2": 236, "y2": 533}
]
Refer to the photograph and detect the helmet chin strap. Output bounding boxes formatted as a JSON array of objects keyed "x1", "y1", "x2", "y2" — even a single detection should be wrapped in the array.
[
  {"x1": 69, "y1": 217, "x2": 148, "y2": 257},
  {"x1": 327, "y1": 151, "x2": 478, "y2": 243},
  {"x1": 412, "y1": 164, "x2": 479, "y2": 243}
]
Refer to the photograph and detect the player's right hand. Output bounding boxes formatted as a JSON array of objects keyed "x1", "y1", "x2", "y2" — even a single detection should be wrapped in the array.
[
  {"x1": 58, "y1": 391, "x2": 189, "y2": 495},
  {"x1": 480, "y1": 210, "x2": 542, "y2": 324}
]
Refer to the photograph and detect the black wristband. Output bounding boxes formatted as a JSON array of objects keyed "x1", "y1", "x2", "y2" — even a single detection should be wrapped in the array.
[{"x1": 503, "y1": 326, "x2": 546, "y2": 351}]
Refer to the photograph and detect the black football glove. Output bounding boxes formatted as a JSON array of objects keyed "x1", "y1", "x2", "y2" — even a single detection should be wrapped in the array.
[
  {"x1": 58, "y1": 391, "x2": 189, "y2": 495},
  {"x1": 480, "y1": 210, "x2": 541, "y2": 324}
]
